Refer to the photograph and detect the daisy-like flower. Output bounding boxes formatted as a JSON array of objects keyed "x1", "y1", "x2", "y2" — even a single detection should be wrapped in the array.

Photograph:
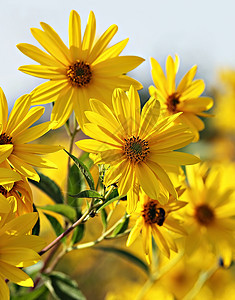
[
  {"x1": 0, "y1": 198, "x2": 45, "y2": 300},
  {"x1": 183, "y1": 163, "x2": 235, "y2": 267},
  {"x1": 0, "y1": 162, "x2": 33, "y2": 216},
  {"x1": 17, "y1": 10, "x2": 144, "y2": 129},
  {"x1": 149, "y1": 55, "x2": 213, "y2": 141},
  {"x1": 0, "y1": 88, "x2": 62, "y2": 181},
  {"x1": 76, "y1": 86, "x2": 200, "y2": 213},
  {"x1": 126, "y1": 188, "x2": 187, "y2": 263}
]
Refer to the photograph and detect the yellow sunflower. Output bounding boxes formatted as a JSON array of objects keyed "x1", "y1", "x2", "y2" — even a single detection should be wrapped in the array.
[
  {"x1": 0, "y1": 162, "x2": 33, "y2": 216},
  {"x1": 126, "y1": 187, "x2": 187, "y2": 263},
  {"x1": 0, "y1": 87, "x2": 61, "y2": 181},
  {"x1": 149, "y1": 55, "x2": 213, "y2": 141},
  {"x1": 17, "y1": 10, "x2": 144, "y2": 129},
  {"x1": 0, "y1": 198, "x2": 45, "y2": 300},
  {"x1": 76, "y1": 86, "x2": 200, "y2": 213},
  {"x1": 183, "y1": 163, "x2": 235, "y2": 267}
]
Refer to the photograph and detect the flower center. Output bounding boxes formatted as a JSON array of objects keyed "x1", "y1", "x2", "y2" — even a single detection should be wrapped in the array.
[
  {"x1": 142, "y1": 200, "x2": 166, "y2": 226},
  {"x1": 67, "y1": 61, "x2": 92, "y2": 87},
  {"x1": 0, "y1": 133, "x2": 13, "y2": 145},
  {"x1": 195, "y1": 204, "x2": 215, "y2": 226},
  {"x1": 167, "y1": 93, "x2": 180, "y2": 113},
  {"x1": 123, "y1": 136, "x2": 150, "y2": 163}
]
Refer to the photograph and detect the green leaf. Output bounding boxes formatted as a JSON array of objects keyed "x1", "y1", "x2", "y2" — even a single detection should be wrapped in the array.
[
  {"x1": 10, "y1": 285, "x2": 48, "y2": 300},
  {"x1": 71, "y1": 223, "x2": 85, "y2": 245},
  {"x1": 29, "y1": 172, "x2": 64, "y2": 204},
  {"x1": 95, "y1": 246, "x2": 150, "y2": 275},
  {"x1": 44, "y1": 213, "x2": 65, "y2": 243},
  {"x1": 69, "y1": 190, "x2": 102, "y2": 199},
  {"x1": 111, "y1": 215, "x2": 129, "y2": 237},
  {"x1": 40, "y1": 204, "x2": 77, "y2": 223},
  {"x1": 32, "y1": 204, "x2": 40, "y2": 236},
  {"x1": 68, "y1": 164, "x2": 85, "y2": 207},
  {"x1": 106, "y1": 188, "x2": 119, "y2": 201},
  {"x1": 64, "y1": 150, "x2": 95, "y2": 190},
  {"x1": 100, "y1": 209, "x2": 107, "y2": 230},
  {"x1": 45, "y1": 271, "x2": 86, "y2": 300},
  {"x1": 96, "y1": 195, "x2": 121, "y2": 212}
]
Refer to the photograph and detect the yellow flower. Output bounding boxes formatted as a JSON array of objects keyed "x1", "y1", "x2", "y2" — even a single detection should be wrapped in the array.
[
  {"x1": 183, "y1": 163, "x2": 235, "y2": 267},
  {"x1": 76, "y1": 86, "x2": 199, "y2": 213},
  {"x1": 0, "y1": 162, "x2": 33, "y2": 216},
  {"x1": 126, "y1": 188, "x2": 187, "y2": 263},
  {"x1": 149, "y1": 55, "x2": 213, "y2": 141},
  {"x1": 0, "y1": 198, "x2": 45, "y2": 300},
  {"x1": 0, "y1": 88, "x2": 62, "y2": 181},
  {"x1": 17, "y1": 10, "x2": 144, "y2": 129}
]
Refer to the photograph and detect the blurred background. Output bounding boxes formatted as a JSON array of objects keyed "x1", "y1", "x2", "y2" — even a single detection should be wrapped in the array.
[{"x1": 1, "y1": 0, "x2": 235, "y2": 105}]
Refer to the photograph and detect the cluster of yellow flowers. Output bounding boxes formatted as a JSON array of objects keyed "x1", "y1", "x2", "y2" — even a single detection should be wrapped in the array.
[{"x1": 0, "y1": 9, "x2": 235, "y2": 299}]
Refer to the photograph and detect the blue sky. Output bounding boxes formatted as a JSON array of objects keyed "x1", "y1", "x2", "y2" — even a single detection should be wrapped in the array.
[{"x1": 1, "y1": 0, "x2": 235, "y2": 107}]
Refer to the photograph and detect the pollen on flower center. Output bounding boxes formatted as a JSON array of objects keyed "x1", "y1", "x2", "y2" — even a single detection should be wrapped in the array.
[
  {"x1": 123, "y1": 136, "x2": 150, "y2": 163},
  {"x1": 142, "y1": 200, "x2": 166, "y2": 226},
  {"x1": 195, "y1": 204, "x2": 215, "y2": 226},
  {"x1": 67, "y1": 61, "x2": 92, "y2": 87},
  {"x1": 0, "y1": 133, "x2": 13, "y2": 145},
  {"x1": 167, "y1": 93, "x2": 180, "y2": 113}
]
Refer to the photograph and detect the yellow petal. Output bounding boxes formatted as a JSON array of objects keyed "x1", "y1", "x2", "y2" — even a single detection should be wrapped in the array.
[
  {"x1": 135, "y1": 163, "x2": 160, "y2": 199},
  {"x1": 94, "y1": 38, "x2": 129, "y2": 63},
  {"x1": 51, "y1": 87, "x2": 74, "y2": 129},
  {"x1": 6, "y1": 94, "x2": 31, "y2": 136},
  {"x1": 30, "y1": 79, "x2": 69, "y2": 104},
  {"x1": 0, "y1": 168, "x2": 21, "y2": 185},
  {"x1": 147, "y1": 161, "x2": 177, "y2": 199},
  {"x1": 93, "y1": 56, "x2": 144, "y2": 77},
  {"x1": 0, "y1": 195, "x2": 11, "y2": 213},
  {"x1": 0, "y1": 145, "x2": 13, "y2": 164},
  {"x1": 81, "y1": 11, "x2": 96, "y2": 60},
  {"x1": 14, "y1": 121, "x2": 55, "y2": 144},
  {"x1": 18, "y1": 65, "x2": 66, "y2": 79},
  {"x1": 166, "y1": 55, "x2": 176, "y2": 94},
  {"x1": 139, "y1": 99, "x2": 160, "y2": 139},
  {"x1": 40, "y1": 22, "x2": 72, "y2": 64},
  {"x1": 118, "y1": 162, "x2": 133, "y2": 196},
  {"x1": 88, "y1": 24, "x2": 118, "y2": 63},
  {"x1": 177, "y1": 65, "x2": 197, "y2": 93},
  {"x1": 104, "y1": 159, "x2": 127, "y2": 187},
  {"x1": 0, "y1": 261, "x2": 34, "y2": 287},
  {"x1": 126, "y1": 218, "x2": 143, "y2": 247},
  {"x1": 150, "y1": 57, "x2": 168, "y2": 98},
  {"x1": 69, "y1": 10, "x2": 81, "y2": 57},
  {"x1": 7, "y1": 154, "x2": 40, "y2": 181},
  {"x1": 17, "y1": 43, "x2": 64, "y2": 68},
  {"x1": 152, "y1": 226, "x2": 170, "y2": 258},
  {"x1": 0, "y1": 87, "x2": 8, "y2": 130},
  {"x1": 14, "y1": 144, "x2": 62, "y2": 154},
  {"x1": 127, "y1": 176, "x2": 140, "y2": 214},
  {"x1": 149, "y1": 151, "x2": 200, "y2": 166},
  {"x1": 0, "y1": 276, "x2": 10, "y2": 300},
  {"x1": 178, "y1": 97, "x2": 213, "y2": 113},
  {"x1": 11, "y1": 106, "x2": 45, "y2": 137},
  {"x1": 180, "y1": 79, "x2": 205, "y2": 100},
  {"x1": 0, "y1": 247, "x2": 41, "y2": 267}
]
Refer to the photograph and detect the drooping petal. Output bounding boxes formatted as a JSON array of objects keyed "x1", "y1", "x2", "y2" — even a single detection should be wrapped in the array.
[
  {"x1": 135, "y1": 163, "x2": 160, "y2": 199},
  {"x1": 0, "y1": 168, "x2": 21, "y2": 185},
  {"x1": 51, "y1": 87, "x2": 74, "y2": 129},
  {"x1": 0, "y1": 145, "x2": 13, "y2": 164},
  {"x1": 126, "y1": 218, "x2": 144, "y2": 247},
  {"x1": 30, "y1": 79, "x2": 69, "y2": 104}
]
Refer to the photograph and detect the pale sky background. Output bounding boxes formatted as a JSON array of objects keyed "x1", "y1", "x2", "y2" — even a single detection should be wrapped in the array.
[{"x1": 0, "y1": 0, "x2": 235, "y2": 114}]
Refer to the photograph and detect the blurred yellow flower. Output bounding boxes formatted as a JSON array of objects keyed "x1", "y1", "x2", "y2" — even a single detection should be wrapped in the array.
[
  {"x1": 149, "y1": 55, "x2": 213, "y2": 141},
  {"x1": 0, "y1": 198, "x2": 45, "y2": 300},
  {"x1": 0, "y1": 88, "x2": 62, "y2": 181},
  {"x1": 126, "y1": 187, "x2": 187, "y2": 263},
  {"x1": 183, "y1": 163, "x2": 235, "y2": 267},
  {"x1": 17, "y1": 10, "x2": 144, "y2": 129},
  {"x1": 76, "y1": 86, "x2": 199, "y2": 213}
]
